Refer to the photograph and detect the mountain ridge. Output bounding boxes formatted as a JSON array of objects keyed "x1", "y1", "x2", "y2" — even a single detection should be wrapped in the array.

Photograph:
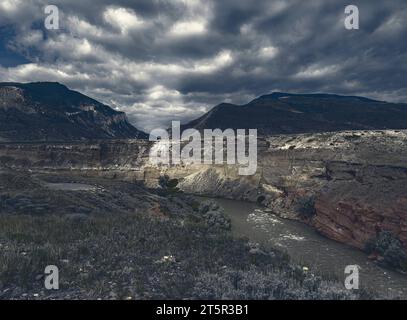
[
  {"x1": 2, "y1": 82, "x2": 407, "y2": 140},
  {"x1": 0, "y1": 82, "x2": 147, "y2": 141},
  {"x1": 182, "y1": 92, "x2": 407, "y2": 135}
]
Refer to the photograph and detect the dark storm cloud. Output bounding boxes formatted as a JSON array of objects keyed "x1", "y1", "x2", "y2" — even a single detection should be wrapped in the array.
[{"x1": 0, "y1": 0, "x2": 406, "y2": 131}]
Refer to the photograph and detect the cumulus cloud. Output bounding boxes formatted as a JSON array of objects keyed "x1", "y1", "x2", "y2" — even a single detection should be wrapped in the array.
[
  {"x1": 103, "y1": 6, "x2": 146, "y2": 33},
  {"x1": 0, "y1": 0, "x2": 406, "y2": 131},
  {"x1": 168, "y1": 20, "x2": 208, "y2": 38}
]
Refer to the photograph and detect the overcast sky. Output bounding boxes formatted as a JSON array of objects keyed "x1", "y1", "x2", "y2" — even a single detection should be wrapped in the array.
[{"x1": 0, "y1": 0, "x2": 406, "y2": 131}]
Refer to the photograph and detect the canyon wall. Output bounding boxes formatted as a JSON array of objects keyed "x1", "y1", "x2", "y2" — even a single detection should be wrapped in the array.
[
  {"x1": 175, "y1": 131, "x2": 407, "y2": 250},
  {"x1": 1, "y1": 130, "x2": 406, "y2": 251}
]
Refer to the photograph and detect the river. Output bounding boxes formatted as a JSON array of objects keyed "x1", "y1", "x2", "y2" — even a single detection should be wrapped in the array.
[
  {"x1": 202, "y1": 197, "x2": 407, "y2": 299},
  {"x1": 39, "y1": 183, "x2": 407, "y2": 298}
]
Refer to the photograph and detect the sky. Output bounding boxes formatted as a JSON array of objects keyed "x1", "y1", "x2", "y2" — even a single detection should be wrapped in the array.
[{"x1": 0, "y1": 0, "x2": 406, "y2": 131}]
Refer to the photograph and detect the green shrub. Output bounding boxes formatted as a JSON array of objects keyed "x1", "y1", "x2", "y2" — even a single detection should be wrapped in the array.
[
  {"x1": 158, "y1": 175, "x2": 180, "y2": 193},
  {"x1": 298, "y1": 196, "x2": 316, "y2": 218},
  {"x1": 365, "y1": 231, "x2": 407, "y2": 271}
]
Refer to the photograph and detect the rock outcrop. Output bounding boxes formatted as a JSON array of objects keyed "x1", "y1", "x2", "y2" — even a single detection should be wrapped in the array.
[{"x1": 313, "y1": 177, "x2": 407, "y2": 250}]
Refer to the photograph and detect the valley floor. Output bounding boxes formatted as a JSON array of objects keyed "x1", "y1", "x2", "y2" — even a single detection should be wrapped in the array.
[{"x1": 0, "y1": 170, "x2": 367, "y2": 300}]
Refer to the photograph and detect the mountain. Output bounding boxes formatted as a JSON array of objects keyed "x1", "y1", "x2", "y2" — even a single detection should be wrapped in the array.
[
  {"x1": 182, "y1": 92, "x2": 407, "y2": 135},
  {"x1": 0, "y1": 82, "x2": 147, "y2": 141}
]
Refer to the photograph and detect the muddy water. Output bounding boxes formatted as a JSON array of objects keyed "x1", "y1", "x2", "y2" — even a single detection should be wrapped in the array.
[{"x1": 203, "y1": 197, "x2": 407, "y2": 299}]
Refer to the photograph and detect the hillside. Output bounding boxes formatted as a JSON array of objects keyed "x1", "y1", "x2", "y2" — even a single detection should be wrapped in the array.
[
  {"x1": 0, "y1": 82, "x2": 147, "y2": 141},
  {"x1": 183, "y1": 92, "x2": 407, "y2": 135}
]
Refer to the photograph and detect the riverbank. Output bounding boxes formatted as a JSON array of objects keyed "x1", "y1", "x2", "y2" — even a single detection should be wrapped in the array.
[{"x1": 202, "y1": 196, "x2": 407, "y2": 299}]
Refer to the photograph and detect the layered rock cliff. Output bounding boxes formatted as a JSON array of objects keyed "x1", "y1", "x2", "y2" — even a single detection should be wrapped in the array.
[{"x1": 174, "y1": 131, "x2": 407, "y2": 249}]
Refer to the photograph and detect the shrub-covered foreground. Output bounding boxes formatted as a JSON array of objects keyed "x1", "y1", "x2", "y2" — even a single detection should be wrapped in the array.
[
  {"x1": 0, "y1": 171, "x2": 367, "y2": 300},
  {"x1": 0, "y1": 209, "x2": 365, "y2": 300}
]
